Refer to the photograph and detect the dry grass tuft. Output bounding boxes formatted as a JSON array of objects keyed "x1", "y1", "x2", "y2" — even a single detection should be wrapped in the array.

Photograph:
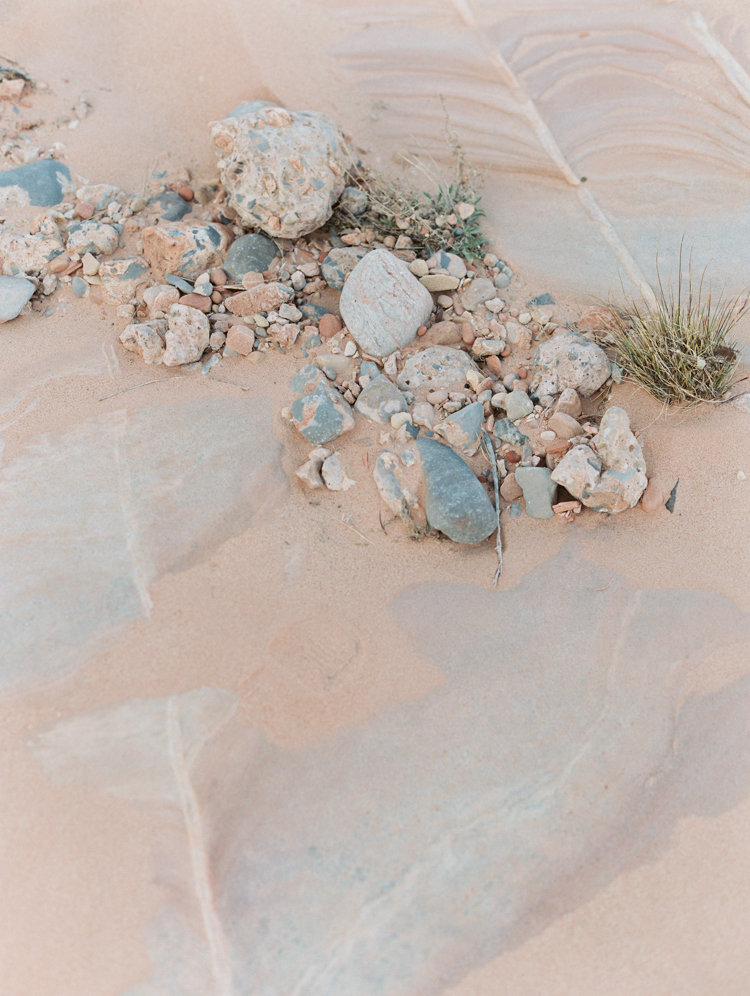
[{"x1": 609, "y1": 246, "x2": 747, "y2": 405}]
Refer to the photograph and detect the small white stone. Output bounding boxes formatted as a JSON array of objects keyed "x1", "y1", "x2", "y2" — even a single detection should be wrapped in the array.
[
  {"x1": 390, "y1": 411, "x2": 413, "y2": 430},
  {"x1": 519, "y1": 312, "x2": 532, "y2": 325},
  {"x1": 738, "y1": 470, "x2": 747, "y2": 481},
  {"x1": 540, "y1": 430, "x2": 556, "y2": 441},
  {"x1": 344, "y1": 340, "x2": 357, "y2": 356}
]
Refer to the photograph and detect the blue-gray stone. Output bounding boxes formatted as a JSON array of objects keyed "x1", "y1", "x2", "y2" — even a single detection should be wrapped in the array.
[
  {"x1": 493, "y1": 418, "x2": 529, "y2": 449},
  {"x1": 304, "y1": 335, "x2": 322, "y2": 349},
  {"x1": 165, "y1": 274, "x2": 194, "y2": 295},
  {"x1": 505, "y1": 390, "x2": 534, "y2": 422},
  {"x1": 149, "y1": 190, "x2": 192, "y2": 222},
  {"x1": 290, "y1": 364, "x2": 326, "y2": 394},
  {"x1": 515, "y1": 466, "x2": 557, "y2": 519},
  {"x1": 438, "y1": 400, "x2": 484, "y2": 454},
  {"x1": 528, "y1": 293, "x2": 554, "y2": 307},
  {"x1": 417, "y1": 436, "x2": 496, "y2": 544},
  {"x1": 354, "y1": 375, "x2": 407, "y2": 424},
  {"x1": 0, "y1": 160, "x2": 72, "y2": 207},
  {"x1": 298, "y1": 303, "x2": 331, "y2": 322},
  {"x1": 223, "y1": 233, "x2": 279, "y2": 283},
  {"x1": 338, "y1": 186, "x2": 369, "y2": 216},
  {"x1": 71, "y1": 276, "x2": 88, "y2": 297},
  {"x1": 289, "y1": 385, "x2": 354, "y2": 445},
  {"x1": 0, "y1": 275, "x2": 34, "y2": 322},
  {"x1": 493, "y1": 272, "x2": 511, "y2": 290},
  {"x1": 321, "y1": 246, "x2": 369, "y2": 290},
  {"x1": 359, "y1": 361, "x2": 380, "y2": 380},
  {"x1": 509, "y1": 501, "x2": 523, "y2": 518}
]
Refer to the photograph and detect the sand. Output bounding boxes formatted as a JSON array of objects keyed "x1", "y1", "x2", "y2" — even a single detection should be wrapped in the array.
[{"x1": 2, "y1": 2, "x2": 750, "y2": 994}]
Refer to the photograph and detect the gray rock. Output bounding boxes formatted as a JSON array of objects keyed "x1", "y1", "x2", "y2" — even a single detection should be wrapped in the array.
[
  {"x1": 76, "y1": 183, "x2": 125, "y2": 211},
  {"x1": 529, "y1": 293, "x2": 554, "y2": 307},
  {"x1": 71, "y1": 276, "x2": 88, "y2": 297},
  {"x1": 551, "y1": 408, "x2": 647, "y2": 513},
  {"x1": 417, "y1": 436, "x2": 496, "y2": 544},
  {"x1": 66, "y1": 221, "x2": 119, "y2": 256},
  {"x1": 354, "y1": 375, "x2": 407, "y2": 424},
  {"x1": 149, "y1": 190, "x2": 192, "y2": 222},
  {"x1": 165, "y1": 273, "x2": 195, "y2": 295},
  {"x1": 0, "y1": 275, "x2": 34, "y2": 322},
  {"x1": 461, "y1": 277, "x2": 496, "y2": 311},
  {"x1": 0, "y1": 160, "x2": 74, "y2": 208},
  {"x1": 373, "y1": 450, "x2": 413, "y2": 515},
  {"x1": 530, "y1": 330, "x2": 611, "y2": 398},
  {"x1": 223, "y1": 233, "x2": 279, "y2": 283},
  {"x1": 493, "y1": 418, "x2": 529, "y2": 448},
  {"x1": 298, "y1": 303, "x2": 332, "y2": 322},
  {"x1": 290, "y1": 363, "x2": 326, "y2": 394},
  {"x1": 426, "y1": 250, "x2": 466, "y2": 279},
  {"x1": 436, "y1": 400, "x2": 484, "y2": 455},
  {"x1": 493, "y1": 272, "x2": 511, "y2": 290},
  {"x1": 289, "y1": 384, "x2": 355, "y2": 445},
  {"x1": 321, "y1": 452, "x2": 356, "y2": 491},
  {"x1": 339, "y1": 248, "x2": 433, "y2": 357},
  {"x1": 210, "y1": 101, "x2": 348, "y2": 238},
  {"x1": 142, "y1": 225, "x2": 233, "y2": 281},
  {"x1": 505, "y1": 390, "x2": 534, "y2": 421},
  {"x1": 338, "y1": 186, "x2": 368, "y2": 215},
  {"x1": 321, "y1": 246, "x2": 369, "y2": 290},
  {"x1": 396, "y1": 345, "x2": 479, "y2": 393},
  {"x1": 515, "y1": 467, "x2": 557, "y2": 519}
]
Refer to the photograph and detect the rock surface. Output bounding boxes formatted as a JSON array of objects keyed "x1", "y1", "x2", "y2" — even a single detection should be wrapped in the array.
[
  {"x1": 321, "y1": 246, "x2": 370, "y2": 290},
  {"x1": 289, "y1": 384, "x2": 355, "y2": 445},
  {"x1": 531, "y1": 329, "x2": 611, "y2": 398},
  {"x1": 339, "y1": 249, "x2": 433, "y2": 358},
  {"x1": 417, "y1": 436, "x2": 496, "y2": 544},
  {"x1": 223, "y1": 233, "x2": 279, "y2": 282},
  {"x1": 551, "y1": 407, "x2": 647, "y2": 513},
  {"x1": 210, "y1": 100, "x2": 347, "y2": 237},
  {"x1": 163, "y1": 304, "x2": 210, "y2": 366},
  {"x1": 99, "y1": 258, "x2": 149, "y2": 304},
  {"x1": 148, "y1": 190, "x2": 192, "y2": 222},
  {"x1": 373, "y1": 450, "x2": 414, "y2": 515},
  {"x1": 66, "y1": 221, "x2": 119, "y2": 256},
  {"x1": 224, "y1": 282, "x2": 292, "y2": 317},
  {"x1": 397, "y1": 345, "x2": 478, "y2": 393},
  {"x1": 515, "y1": 466, "x2": 558, "y2": 518},
  {"x1": 0, "y1": 275, "x2": 35, "y2": 322},
  {"x1": 321, "y1": 452, "x2": 355, "y2": 491},
  {"x1": 0, "y1": 230, "x2": 63, "y2": 273},
  {"x1": 436, "y1": 400, "x2": 484, "y2": 455}
]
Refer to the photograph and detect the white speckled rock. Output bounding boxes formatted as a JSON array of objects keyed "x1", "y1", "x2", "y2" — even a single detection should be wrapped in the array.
[
  {"x1": 339, "y1": 249, "x2": 433, "y2": 358},
  {"x1": 531, "y1": 329, "x2": 611, "y2": 398},
  {"x1": 163, "y1": 304, "x2": 210, "y2": 366},
  {"x1": 210, "y1": 101, "x2": 347, "y2": 238},
  {"x1": 396, "y1": 345, "x2": 479, "y2": 393},
  {"x1": 0, "y1": 230, "x2": 63, "y2": 274}
]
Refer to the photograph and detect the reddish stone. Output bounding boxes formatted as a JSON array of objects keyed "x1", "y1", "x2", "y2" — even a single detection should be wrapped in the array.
[
  {"x1": 48, "y1": 254, "x2": 70, "y2": 274},
  {"x1": 544, "y1": 438, "x2": 571, "y2": 455},
  {"x1": 318, "y1": 313, "x2": 343, "y2": 338},
  {"x1": 75, "y1": 202, "x2": 95, "y2": 219},
  {"x1": 577, "y1": 306, "x2": 617, "y2": 334},
  {"x1": 211, "y1": 290, "x2": 223, "y2": 304},
  {"x1": 210, "y1": 267, "x2": 227, "y2": 286},
  {"x1": 177, "y1": 185, "x2": 195, "y2": 201},
  {"x1": 505, "y1": 450, "x2": 521, "y2": 463},
  {"x1": 517, "y1": 366, "x2": 527, "y2": 379},
  {"x1": 417, "y1": 325, "x2": 427, "y2": 337},
  {"x1": 225, "y1": 282, "x2": 290, "y2": 317},
  {"x1": 640, "y1": 479, "x2": 664, "y2": 512},
  {"x1": 461, "y1": 323, "x2": 475, "y2": 345},
  {"x1": 226, "y1": 326, "x2": 255, "y2": 355},
  {"x1": 179, "y1": 293, "x2": 212, "y2": 313},
  {"x1": 485, "y1": 355, "x2": 502, "y2": 377}
]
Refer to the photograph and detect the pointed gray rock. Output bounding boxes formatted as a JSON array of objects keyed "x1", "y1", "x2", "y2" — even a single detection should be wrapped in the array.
[
  {"x1": 417, "y1": 436, "x2": 496, "y2": 544},
  {"x1": 436, "y1": 400, "x2": 484, "y2": 455}
]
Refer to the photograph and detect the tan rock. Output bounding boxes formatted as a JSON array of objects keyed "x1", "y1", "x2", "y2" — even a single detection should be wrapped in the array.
[
  {"x1": 226, "y1": 326, "x2": 255, "y2": 355},
  {"x1": 423, "y1": 320, "x2": 462, "y2": 346},
  {"x1": 225, "y1": 282, "x2": 291, "y2": 317},
  {"x1": 554, "y1": 388, "x2": 582, "y2": 418},
  {"x1": 318, "y1": 313, "x2": 342, "y2": 338},
  {"x1": 500, "y1": 473, "x2": 523, "y2": 501},
  {"x1": 163, "y1": 304, "x2": 210, "y2": 366},
  {"x1": 640, "y1": 478, "x2": 664, "y2": 512},
  {"x1": 547, "y1": 412, "x2": 581, "y2": 439},
  {"x1": 142, "y1": 224, "x2": 233, "y2": 281},
  {"x1": 142, "y1": 284, "x2": 180, "y2": 316}
]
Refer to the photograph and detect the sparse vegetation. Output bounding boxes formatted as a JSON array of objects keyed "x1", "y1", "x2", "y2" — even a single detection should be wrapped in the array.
[{"x1": 609, "y1": 247, "x2": 747, "y2": 405}]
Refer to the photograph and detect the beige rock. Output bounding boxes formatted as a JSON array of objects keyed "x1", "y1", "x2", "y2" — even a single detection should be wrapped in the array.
[
  {"x1": 142, "y1": 283, "x2": 180, "y2": 316},
  {"x1": 163, "y1": 304, "x2": 210, "y2": 366},
  {"x1": 225, "y1": 282, "x2": 292, "y2": 317},
  {"x1": 321, "y1": 453, "x2": 355, "y2": 491},
  {"x1": 555, "y1": 388, "x2": 583, "y2": 418},
  {"x1": 226, "y1": 326, "x2": 255, "y2": 355},
  {"x1": 99, "y1": 257, "x2": 150, "y2": 304},
  {"x1": 547, "y1": 412, "x2": 581, "y2": 439},
  {"x1": 142, "y1": 224, "x2": 233, "y2": 281},
  {"x1": 500, "y1": 473, "x2": 524, "y2": 501},
  {"x1": 640, "y1": 479, "x2": 664, "y2": 512}
]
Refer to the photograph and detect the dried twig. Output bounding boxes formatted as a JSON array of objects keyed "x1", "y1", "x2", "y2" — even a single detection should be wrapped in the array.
[
  {"x1": 481, "y1": 428, "x2": 502, "y2": 584},
  {"x1": 99, "y1": 379, "x2": 167, "y2": 401},
  {"x1": 320, "y1": 508, "x2": 374, "y2": 545}
]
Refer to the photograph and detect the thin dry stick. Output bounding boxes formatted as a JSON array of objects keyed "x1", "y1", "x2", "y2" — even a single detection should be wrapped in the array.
[
  {"x1": 99, "y1": 379, "x2": 167, "y2": 401},
  {"x1": 320, "y1": 507, "x2": 374, "y2": 546},
  {"x1": 481, "y1": 428, "x2": 502, "y2": 584}
]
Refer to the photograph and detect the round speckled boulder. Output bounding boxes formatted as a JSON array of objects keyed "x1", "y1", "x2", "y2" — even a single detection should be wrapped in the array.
[
  {"x1": 211, "y1": 101, "x2": 348, "y2": 238},
  {"x1": 531, "y1": 329, "x2": 611, "y2": 398}
]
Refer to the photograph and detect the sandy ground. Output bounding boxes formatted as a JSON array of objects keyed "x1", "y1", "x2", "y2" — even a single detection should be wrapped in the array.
[{"x1": 2, "y1": 2, "x2": 750, "y2": 995}]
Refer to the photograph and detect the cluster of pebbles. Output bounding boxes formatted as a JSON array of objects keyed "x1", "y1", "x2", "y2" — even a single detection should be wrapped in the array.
[{"x1": 0, "y1": 95, "x2": 664, "y2": 552}]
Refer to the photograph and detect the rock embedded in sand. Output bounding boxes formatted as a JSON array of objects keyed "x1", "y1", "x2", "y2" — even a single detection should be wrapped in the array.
[
  {"x1": 162, "y1": 304, "x2": 210, "y2": 366},
  {"x1": 373, "y1": 450, "x2": 415, "y2": 515},
  {"x1": 354, "y1": 374, "x2": 407, "y2": 424},
  {"x1": 339, "y1": 248, "x2": 433, "y2": 358},
  {"x1": 321, "y1": 246, "x2": 370, "y2": 290},
  {"x1": 142, "y1": 224, "x2": 233, "y2": 281},
  {"x1": 515, "y1": 466, "x2": 557, "y2": 519},
  {"x1": 321, "y1": 452, "x2": 355, "y2": 491},
  {"x1": 225, "y1": 326, "x2": 255, "y2": 355},
  {"x1": 223, "y1": 233, "x2": 280, "y2": 283},
  {"x1": 640, "y1": 479, "x2": 664, "y2": 512},
  {"x1": 148, "y1": 189, "x2": 192, "y2": 222},
  {"x1": 551, "y1": 407, "x2": 647, "y2": 513},
  {"x1": 119, "y1": 320, "x2": 168, "y2": 365},
  {"x1": 210, "y1": 100, "x2": 347, "y2": 238},
  {"x1": 0, "y1": 160, "x2": 74, "y2": 208},
  {"x1": 460, "y1": 277, "x2": 496, "y2": 311},
  {"x1": 435, "y1": 400, "x2": 484, "y2": 455},
  {"x1": 0, "y1": 230, "x2": 64, "y2": 274},
  {"x1": 66, "y1": 221, "x2": 120, "y2": 256},
  {"x1": 289, "y1": 384, "x2": 355, "y2": 446},
  {"x1": 397, "y1": 344, "x2": 479, "y2": 394},
  {"x1": 0, "y1": 275, "x2": 35, "y2": 322},
  {"x1": 224, "y1": 281, "x2": 291, "y2": 318},
  {"x1": 554, "y1": 387, "x2": 582, "y2": 418},
  {"x1": 531, "y1": 329, "x2": 611, "y2": 398},
  {"x1": 99, "y1": 257, "x2": 149, "y2": 304},
  {"x1": 417, "y1": 436, "x2": 496, "y2": 544}
]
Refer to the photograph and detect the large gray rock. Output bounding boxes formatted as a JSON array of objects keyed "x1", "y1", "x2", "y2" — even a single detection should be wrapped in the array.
[
  {"x1": 223, "y1": 233, "x2": 279, "y2": 282},
  {"x1": 210, "y1": 101, "x2": 348, "y2": 238},
  {"x1": 0, "y1": 160, "x2": 74, "y2": 208},
  {"x1": 397, "y1": 344, "x2": 479, "y2": 393},
  {"x1": 551, "y1": 407, "x2": 647, "y2": 513},
  {"x1": 417, "y1": 436, "x2": 496, "y2": 544},
  {"x1": 354, "y1": 374, "x2": 407, "y2": 424},
  {"x1": 339, "y1": 248, "x2": 433, "y2": 358},
  {"x1": 531, "y1": 329, "x2": 611, "y2": 398},
  {"x1": 0, "y1": 275, "x2": 35, "y2": 322}
]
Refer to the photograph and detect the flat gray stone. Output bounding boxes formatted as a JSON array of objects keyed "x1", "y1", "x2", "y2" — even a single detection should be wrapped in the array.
[
  {"x1": 71, "y1": 276, "x2": 88, "y2": 297},
  {"x1": 504, "y1": 390, "x2": 534, "y2": 421},
  {"x1": 515, "y1": 466, "x2": 558, "y2": 519},
  {"x1": 321, "y1": 246, "x2": 370, "y2": 290},
  {"x1": 396, "y1": 345, "x2": 479, "y2": 393},
  {"x1": 354, "y1": 374, "x2": 407, "y2": 424},
  {"x1": 436, "y1": 400, "x2": 484, "y2": 455},
  {"x1": 417, "y1": 436, "x2": 496, "y2": 544},
  {"x1": 223, "y1": 233, "x2": 280, "y2": 282},
  {"x1": 339, "y1": 248, "x2": 433, "y2": 357},
  {"x1": 0, "y1": 275, "x2": 34, "y2": 322},
  {"x1": 148, "y1": 190, "x2": 192, "y2": 222},
  {"x1": 289, "y1": 384, "x2": 355, "y2": 445},
  {"x1": 0, "y1": 160, "x2": 73, "y2": 208},
  {"x1": 493, "y1": 418, "x2": 529, "y2": 448}
]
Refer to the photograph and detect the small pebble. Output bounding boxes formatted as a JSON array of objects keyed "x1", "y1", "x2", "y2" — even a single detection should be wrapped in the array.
[
  {"x1": 130, "y1": 197, "x2": 147, "y2": 212},
  {"x1": 540, "y1": 430, "x2": 556, "y2": 441},
  {"x1": 437, "y1": 294, "x2": 453, "y2": 309},
  {"x1": 180, "y1": 293, "x2": 212, "y2": 313},
  {"x1": 71, "y1": 276, "x2": 88, "y2": 297},
  {"x1": 211, "y1": 290, "x2": 223, "y2": 304},
  {"x1": 210, "y1": 268, "x2": 227, "y2": 286},
  {"x1": 344, "y1": 340, "x2": 357, "y2": 356},
  {"x1": 319, "y1": 313, "x2": 342, "y2": 338},
  {"x1": 409, "y1": 259, "x2": 429, "y2": 277},
  {"x1": 177, "y1": 185, "x2": 194, "y2": 201},
  {"x1": 253, "y1": 314, "x2": 270, "y2": 328},
  {"x1": 75, "y1": 202, "x2": 95, "y2": 220},
  {"x1": 738, "y1": 471, "x2": 747, "y2": 481},
  {"x1": 461, "y1": 323, "x2": 475, "y2": 345},
  {"x1": 519, "y1": 313, "x2": 532, "y2": 325}
]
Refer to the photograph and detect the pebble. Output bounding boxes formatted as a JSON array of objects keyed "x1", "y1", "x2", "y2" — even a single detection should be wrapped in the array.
[
  {"x1": 48, "y1": 253, "x2": 70, "y2": 274},
  {"x1": 148, "y1": 190, "x2": 192, "y2": 222},
  {"x1": 459, "y1": 324, "x2": 475, "y2": 345},
  {"x1": 291, "y1": 270, "x2": 307, "y2": 291},
  {"x1": 71, "y1": 275, "x2": 88, "y2": 297},
  {"x1": 223, "y1": 232, "x2": 280, "y2": 282},
  {"x1": 738, "y1": 471, "x2": 747, "y2": 482},
  {"x1": 320, "y1": 246, "x2": 370, "y2": 290},
  {"x1": 355, "y1": 374, "x2": 408, "y2": 424},
  {"x1": 427, "y1": 250, "x2": 466, "y2": 279},
  {"x1": 75, "y1": 202, "x2": 95, "y2": 220},
  {"x1": 390, "y1": 412, "x2": 413, "y2": 430},
  {"x1": 500, "y1": 473, "x2": 524, "y2": 501},
  {"x1": 210, "y1": 267, "x2": 227, "y2": 286},
  {"x1": 493, "y1": 272, "x2": 511, "y2": 290},
  {"x1": 177, "y1": 185, "x2": 194, "y2": 202},
  {"x1": 338, "y1": 186, "x2": 369, "y2": 215},
  {"x1": 518, "y1": 312, "x2": 532, "y2": 324},
  {"x1": 98, "y1": 257, "x2": 149, "y2": 304},
  {"x1": 321, "y1": 452, "x2": 356, "y2": 491},
  {"x1": 436, "y1": 400, "x2": 484, "y2": 455},
  {"x1": 66, "y1": 220, "x2": 119, "y2": 256},
  {"x1": 437, "y1": 294, "x2": 453, "y2": 309},
  {"x1": 373, "y1": 451, "x2": 413, "y2": 514},
  {"x1": 179, "y1": 293, "x2": 212, "y2": 313},
  {"x1": 242, "y1": 271, "x2": 264, "y2": 289},
  {"x1": 142, "y1": 224, "x2": 233, "y2": 281},
  {"x1": 420, "y1": 274, "x2": 460, "y2": 292},
  {"x1": 0, "y1": 160, "x2": 73, "y2": 208},
  {"x1": 340, "y1": 248, "x2": 433, "y2": 357},
  {"x1": 460, "y1": 277, "x2": 495, "y2": 311},
  {"x1": 514, "y1": 466, "x2": 557, "y2": 518},
  {"x1": 279, "y1": 302, "x2": 303, "y2": 322},
  {"x1": 76, "y1": 183, "x2": 124, "y2": 211},
  {"x1": 411, "y1": 401, "x2": 435, "y2": 430},
  {"x1": 505, "y1": 390, "x2": 534, "y2": 421},
  {"x1": 289, "y1": 383, "x2": 355, "y2": 445},
  {"x1": 426, "y1": 389, "x2": 448, "y2": 405},
  {"x1": 493, "y1": 418, "x2": 529, "y2": 448},
  {"x1": 0, "y1": 275, "x2": 35, "y2": 322},
  {"x1": 555, "y1": 388, "x2": 582, "y2": 418},
  {"x1": 344, "y1": 340, "x2": 357, "y2": 356},
  {"x1": 225, "y1": 326, "x2": 255, "y2": 355},
  {"x1": 225, "y1": 282, "x2": 292, "y2": 317},
  {"x1": 130, "y1": 197, "x2": 147, "y2": 213},
  {"x1": 409, "y1": 259, "x2": 429, "y2": 277},
  {"x1": 165, "y1": 273, "x2": 195, "y2": 295},
  {"x1": 640, "y1": 479, "x2": 664, "y2": 512},
  {"x1": 319, "y1": 313, "x2": 343, "y2": 338},
  {"x1": 296, "y1": 458, "x2": 325, "y2": 489},
  {"x1": 547, "y1": 412, "x2": 581, "y2": 439},
  {"x1": 81, "y1": 251, "x2": 99, "y2": 276},
  {"x1": 211, "y1": 101, "x2": 347, "y2": 237},
  {"x1": 416, "y1": 436, "x2": 497, "y2": 544},
  {"x1": 421, "y1": 320, "x2": 462, "y2": 346}
]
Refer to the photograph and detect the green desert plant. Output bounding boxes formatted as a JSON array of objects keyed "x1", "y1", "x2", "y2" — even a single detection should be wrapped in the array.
[{"x1": 609, "y1": 247, "x2": 747, "y2": 405}]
